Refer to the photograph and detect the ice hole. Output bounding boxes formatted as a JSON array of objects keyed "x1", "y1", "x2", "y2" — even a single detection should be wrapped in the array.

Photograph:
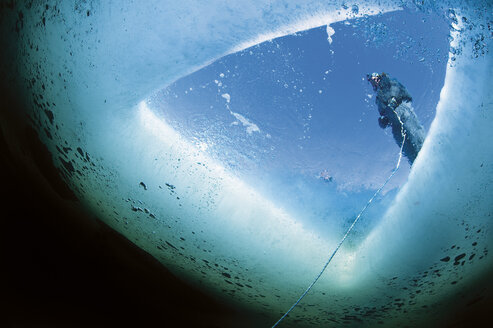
[{"x1": 145, "y1": 8, "x2": 450, "y2": 242}]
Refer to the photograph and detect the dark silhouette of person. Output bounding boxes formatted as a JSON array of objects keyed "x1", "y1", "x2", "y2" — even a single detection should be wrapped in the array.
[{"x1": 367, "y1": 72, "x2": 425, "y2": 164}]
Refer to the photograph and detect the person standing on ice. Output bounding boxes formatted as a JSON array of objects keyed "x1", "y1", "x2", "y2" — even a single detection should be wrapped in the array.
[{"x1": 367, "y1": 72, "x2": 425, "y2": 164}]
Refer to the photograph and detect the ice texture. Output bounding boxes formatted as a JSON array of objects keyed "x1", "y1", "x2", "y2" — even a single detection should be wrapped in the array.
[{"x1": 1, "y1": 0, "x2": 492, "y2": 326}]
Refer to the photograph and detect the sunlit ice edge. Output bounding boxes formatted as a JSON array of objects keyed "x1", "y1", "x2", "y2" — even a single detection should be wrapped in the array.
[
  {"x1": 138, "y1": 100, "x2": 363, "y2": 285},
  {"x1": 135, "y1": 4, "x2": 451, "y2": 288}
]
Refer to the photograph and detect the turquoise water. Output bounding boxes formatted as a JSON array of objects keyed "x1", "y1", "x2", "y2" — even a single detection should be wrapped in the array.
[{"x1": 1, "y1": 1, "x2": 492, "y2": 327}]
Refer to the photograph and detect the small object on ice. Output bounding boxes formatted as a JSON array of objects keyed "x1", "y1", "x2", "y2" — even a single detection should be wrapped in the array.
[
  {"x1": 454, "y1": 253, "x2": 466, "y2": 262},
  {"x1": 320, "y1": 170, "x2": 333, "y2": 182},
  {"x1": 165, "y1": 182, "x2": 176, "y2": 190},
  {"x1": 230, "y1": 111, "x2": 260, "y2": 134},
  {"x1": 221, "y1": 93, "x2": 231, "y2": 103},
  {"x1": 139, "y1": 181, "x2": 147, "y2": 190},
  {"x1": 326, "y1": 25, "x2": 335, "y2": 44},
  {"x1": 131, "y1": 205, "x2": 143, "y2": 212}
]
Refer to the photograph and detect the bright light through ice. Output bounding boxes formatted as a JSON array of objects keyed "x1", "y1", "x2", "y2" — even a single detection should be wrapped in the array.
[{"x1": 137, "y1": 101, "x2": 325, "y2": 244}]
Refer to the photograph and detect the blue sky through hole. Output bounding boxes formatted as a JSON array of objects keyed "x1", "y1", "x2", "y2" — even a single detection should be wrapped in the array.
[{"x1": 148, "y1": 9, "x2": 450, "y2": 239}]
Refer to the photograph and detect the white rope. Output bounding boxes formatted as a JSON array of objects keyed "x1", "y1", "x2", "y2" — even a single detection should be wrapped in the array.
[{"x1": 271, "y1": 106, "x2": 406, "y2": 328}]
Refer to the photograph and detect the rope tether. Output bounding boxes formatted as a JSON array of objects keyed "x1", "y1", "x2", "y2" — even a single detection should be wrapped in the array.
[{"x1": 271, "y1": 107, "x2": 406, "y2": 328}]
